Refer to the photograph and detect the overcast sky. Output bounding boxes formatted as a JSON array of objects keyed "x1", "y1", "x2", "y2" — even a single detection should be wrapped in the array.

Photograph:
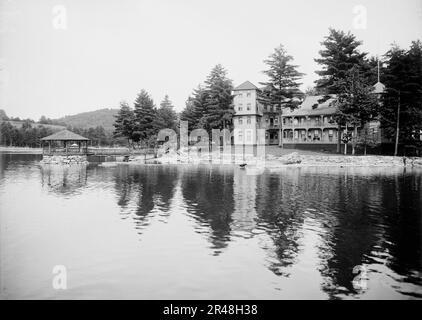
[{"x1": 1, "y1": 0, "x2": 421, "y2": 120}]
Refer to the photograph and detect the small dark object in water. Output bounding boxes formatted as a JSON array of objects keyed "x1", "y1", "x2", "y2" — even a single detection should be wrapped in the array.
[{"x1": 239, "y1": 163, "x2": 247, "y2": 168}]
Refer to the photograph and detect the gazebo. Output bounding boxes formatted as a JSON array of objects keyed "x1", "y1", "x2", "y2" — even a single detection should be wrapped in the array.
[{"x1": 41, "y1": 130, "x2": 90, "y2": 155}]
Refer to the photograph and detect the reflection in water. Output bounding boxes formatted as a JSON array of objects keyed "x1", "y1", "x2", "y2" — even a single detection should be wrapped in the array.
[
  {"x1": 40, "y1": 165, "x2": 88, "y2": 196},
  {"x1": 113, "y1": 165, "x2": 179, "y2": 230},
  {"x1": 1, "y1": 153, "x2": 421, "y2": 299},
  {"x1": 181, "y1": 167, "x2": 234, "y2": 254}
]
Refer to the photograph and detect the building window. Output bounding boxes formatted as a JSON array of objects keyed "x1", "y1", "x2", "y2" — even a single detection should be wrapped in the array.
[
  {"x1": 246, "y1": 130, "x2": 252, "y2": 142},
  {"x1": 238, "y1": 104, "x2": 243, "y2": 111},
  {"x1": 274, "y1": 118, "x2": 278, "y2": 125},
  {"x1": 246, "y1": 92, "x2": 251, "y2": 98},
  {"x1": 238, "y1": 117, "x2": 243, "y2": 124},
  {"x1": 238, "y1": 93, "x2": 243, "y2": 98},
  {"x1": 257, "y1": 117, "x2": 261, "y2": 123},
  {"x1": 265, "y1": 117, "x2": 269, "y2": 123},
  {"x1": 247, "y1": 103, "x2": 251, "y2": 111},
  {"x1": 247, "y1": 116, "x2": 251, "y2": 124},
  {"x1": 238, "y1": 132, "x2": 243, "y2": 142}
]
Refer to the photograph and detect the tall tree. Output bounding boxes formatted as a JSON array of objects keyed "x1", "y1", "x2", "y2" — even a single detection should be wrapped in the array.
[
  {"x1": 180, "y1": 85, "x2": 211, "y2": 131},
  {"x1": 381, "y1": 41, "x2": 422, "y2": 154},
  {"x1": 133, "y1": 89, "x2": 157, "y2": 146},
  {"x1": 114, "y1": 101, "x2": 135, "y2": 144},
  {"x1": 155, "y1": 95, "x2": 178, "y2": 131},
  {"x1": 260, "y1": 44, "x2": 304, "y2": 109},
  {"x1": 332, "y1": 66, "x2": 380, "y2": 154},
  {"x1": 0, "y1": 109, "x2": 9, "y2": 121},
  {"x1": 202, "y1": 64, "x2": 234, "y2": 132},
  {"x1": 315, "y1": 28, "x2": 367, "y2": 94},
  {"x1": 180, "y1": 96, "x2": 199, "y2": 129}
]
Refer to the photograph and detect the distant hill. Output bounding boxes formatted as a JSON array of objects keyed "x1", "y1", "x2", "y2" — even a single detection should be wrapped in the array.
[
  {"x1": 55, "y1": 108, "x2": 119, "y2": 132},
  {"x1": 6, "y1": 120, "x2": 66, "y2": 132}
]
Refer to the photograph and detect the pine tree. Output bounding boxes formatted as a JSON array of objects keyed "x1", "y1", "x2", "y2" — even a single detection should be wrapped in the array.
[
  {"x1": 114, "y1": 101, "x2": 135, "y2": 144},
  {"x1": 181, "y1": 85, "x2": 209, "y2": 131},
  {"x1": 133, "y1": 89, "x2": 157, "y2": 145},
  {"x1": 381, "y1": 41, "x2": 422, "y2": 149},
  {"x1": 260, "y1": 44, "x2": 304, "y2": 109},
  {"x1": 315, "y1": 28, "x2": 367, "y2": 94},
  {"x1": 180, "y1": 97, "x2": 198, "y2": 128},
  {"x1": 155, "y1": 95, "x2": 178, "y2": 131},
  {"x1": 202, "y1": 64, "x2": 234, "y2": 132},
  {"x1": 332, "y1": 66, "x2": 380, "y2": 154}
]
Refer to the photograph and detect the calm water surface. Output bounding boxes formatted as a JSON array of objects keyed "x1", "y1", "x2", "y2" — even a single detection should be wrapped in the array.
[{"x1": 0, "y1": 153, "x2": 421, "y2": 299}]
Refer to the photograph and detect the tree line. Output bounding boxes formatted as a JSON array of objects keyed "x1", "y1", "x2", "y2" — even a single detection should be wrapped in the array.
[
  {"x1": 113, "y1": 28, "x2": 421, "y2": 155},
  {"x1": 113, "y1": 93, "x2": 178, "y2": 148},
  {"x1": 0, "y1": 111, "x2": 120, "y2": 147}
]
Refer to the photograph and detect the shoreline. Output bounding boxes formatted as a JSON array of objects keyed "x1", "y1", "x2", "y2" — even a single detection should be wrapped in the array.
[
  {"x1": 2, "y1": 147, "x2": 420, "y2": 167},
  {"x1": 111, "y1": 152, "x2": 422, "y2": 168},
  {"x1": 0, "y1": 147, "x2": 42, "y2": 154}
]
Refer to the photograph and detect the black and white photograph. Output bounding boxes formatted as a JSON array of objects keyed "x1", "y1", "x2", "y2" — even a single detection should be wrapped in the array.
[{"x1": 0, "y1": 0, "x2": 422, "y2": 304}]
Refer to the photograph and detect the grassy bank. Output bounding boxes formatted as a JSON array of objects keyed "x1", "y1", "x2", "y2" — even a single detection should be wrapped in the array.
[{"x1": 0, "y1": 146, "x2": 42, "y2": 154}]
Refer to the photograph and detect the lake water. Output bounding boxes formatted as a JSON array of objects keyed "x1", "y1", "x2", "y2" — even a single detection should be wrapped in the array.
[{"x1": 1, "y1": 153, "x2": 421, "y2": 300}]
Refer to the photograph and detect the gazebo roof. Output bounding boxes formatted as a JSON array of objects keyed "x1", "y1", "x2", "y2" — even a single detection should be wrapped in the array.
[{"x1": 41, "y1": 129, "x2": 89, "y2": 141}]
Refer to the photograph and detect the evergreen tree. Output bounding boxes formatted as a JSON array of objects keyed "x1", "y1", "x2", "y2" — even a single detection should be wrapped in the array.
[
  {"x1": 0, "y1": 109, "x2": 9, "y2": 121},
  {"x1": 381, "y1": 41, "x2": 422, "y2": 148},
  {"x1": 155, "y1": 95, "x2": 178, "y2": 131},
  {"x1": 260, "y1": 45, "x2": 304, "y2": 109},
  {"x1": 180, "y1": 97, "x2": 198, "y2": 128},
  {"x1": 202, "y1": 64, "x2": 234, "y2": 132},
  {"x1": 332, "y1": 66, "x2": 380, "y2": 154},
  {"x1": 114, "y1": 101, "x2": 135, "y2": 144},
  {"x1": 180, "y1": 85, "x2": 209, "y2": 131},
  {"x1": 315, "y1": 28, "x2": 367, "y2": 94},
  {"x1": 133, "y1": 89, "x2": 157, "y2": 145}
]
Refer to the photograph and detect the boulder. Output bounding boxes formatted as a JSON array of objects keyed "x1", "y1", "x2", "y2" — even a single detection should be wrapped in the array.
[{"x1": 279, "y1": 152, "x2": 302, "y2": 164}]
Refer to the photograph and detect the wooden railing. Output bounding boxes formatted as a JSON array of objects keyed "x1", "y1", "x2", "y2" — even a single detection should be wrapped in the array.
[
  {"x1": 43, "y1": 148, "x2": 88, "y2": 155},
  {"x1": 43, "y1": 147, "x2": 157, "y2": 156}
]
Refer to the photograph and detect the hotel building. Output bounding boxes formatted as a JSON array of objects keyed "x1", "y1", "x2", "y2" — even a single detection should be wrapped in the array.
[{"x1": 232, "y1": 80, "x2": 385, "y2": 151}]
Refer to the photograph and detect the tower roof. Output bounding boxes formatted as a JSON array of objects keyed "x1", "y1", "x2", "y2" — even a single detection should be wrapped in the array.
[
  {"x1": 233, "y1": 81, "x2": 258, "y2": 91},
  {"x1": 372, "y1": 81, "x2": 386, "y2": 94}
]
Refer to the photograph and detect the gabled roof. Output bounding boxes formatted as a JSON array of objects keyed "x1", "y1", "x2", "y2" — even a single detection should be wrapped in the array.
[
  {"x1": 372, "y1": 81, "x2": 386, "y2": 94},
  {"x1": 282, "y1": 95, "x2": 337, "y2": 117},
  {"x1": 233, "y1": 81, "x2": 258, "y2": 91},
  {"x1": 41, "y1": 129, "x2": 89, "y2": 141}
]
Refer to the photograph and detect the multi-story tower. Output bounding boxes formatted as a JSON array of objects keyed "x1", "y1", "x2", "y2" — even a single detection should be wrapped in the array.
[{"x1": 232, "y1": 81, "x2": 263, "y2": 145}]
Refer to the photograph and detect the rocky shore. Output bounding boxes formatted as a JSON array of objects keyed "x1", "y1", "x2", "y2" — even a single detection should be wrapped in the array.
[
  {"x1": 266, "y1": 152, "x2": 422, "y2": 167},
  {"x1": 40, "y1": 155, "x2": 89, "y2": 165},
  {"x1": 148, "y1": 150, "x2": 422, "y2": 167}
]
